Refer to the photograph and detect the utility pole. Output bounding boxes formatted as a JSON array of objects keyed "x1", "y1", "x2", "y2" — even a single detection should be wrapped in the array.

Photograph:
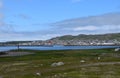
[{"x1": 17, "y1": 44, "x2": 20, "y2": 50}]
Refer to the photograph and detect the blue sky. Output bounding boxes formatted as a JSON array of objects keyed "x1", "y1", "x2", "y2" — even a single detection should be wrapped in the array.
[{"x1": 0, "y1": 0, "x2": 120, "y2": 41}]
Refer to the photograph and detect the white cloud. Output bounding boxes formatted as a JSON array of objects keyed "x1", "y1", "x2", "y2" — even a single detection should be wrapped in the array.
[
  {"x1": 96, "y1": 25, "x2": 120, "y2": 32},
  {"x1": 69, "y1": 25, "x2": 120, "y2": 34},
  {"x1": 0, "y1": 22, "x2": 120, "y2": 41},
  {"x1": 73, "y1": 26, "x2": 98, "y2": 31}
]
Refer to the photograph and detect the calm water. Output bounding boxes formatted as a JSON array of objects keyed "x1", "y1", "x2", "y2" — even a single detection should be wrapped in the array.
[{"x1": 0, "y1": 45, "x2": 119, "y2": 52}]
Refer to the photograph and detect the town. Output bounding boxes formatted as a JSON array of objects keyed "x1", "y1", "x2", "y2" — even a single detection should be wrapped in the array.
[
  {"x1": 18, "y1": 39, "x2": 120, "y2": 46},
  {"x1": 0, "y1": 39, "x2": 120, "y2": 46},
  {"x1": 0, "y1": 33, "x2": 120, "y2": 46}
]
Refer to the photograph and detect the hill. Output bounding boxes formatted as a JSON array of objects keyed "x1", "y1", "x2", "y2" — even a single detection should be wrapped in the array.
[
  {"x1": 0, "y1": 33, "x2": 120, "y2": 46},
  {"x1": 51, "y1": 33, "x2": 120, "y2": 41},
  {"x1": 50, "y1": 33, "x2": 120, "y2": 45}
]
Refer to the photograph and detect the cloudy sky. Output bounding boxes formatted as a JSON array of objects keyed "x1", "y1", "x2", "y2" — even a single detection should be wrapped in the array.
[{"x1": 0, "y1": 0, "x2": 120, "y2": 41}]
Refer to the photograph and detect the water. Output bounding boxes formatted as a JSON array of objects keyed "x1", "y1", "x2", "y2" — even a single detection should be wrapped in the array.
[
  {"x1": 0, "y1": 46, "x2": 18, "y2": 52},
  {"x1": 0, "y1": 45, "x2": 119, "y2": 52}
]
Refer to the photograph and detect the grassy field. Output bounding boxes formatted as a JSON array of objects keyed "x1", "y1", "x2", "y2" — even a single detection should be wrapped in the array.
[{"x1": 0, "y1": 48, "x2": 120, "y2": 78}]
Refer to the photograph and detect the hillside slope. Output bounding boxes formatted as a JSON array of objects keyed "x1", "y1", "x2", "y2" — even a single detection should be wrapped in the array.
[{"x1": 51, "y1": 33, "x2": 120, "y2": 41}]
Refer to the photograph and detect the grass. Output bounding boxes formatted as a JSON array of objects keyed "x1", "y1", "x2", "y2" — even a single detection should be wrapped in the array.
[{"x1": 0, "y1": 48, "x2": 120, "y2": 78}]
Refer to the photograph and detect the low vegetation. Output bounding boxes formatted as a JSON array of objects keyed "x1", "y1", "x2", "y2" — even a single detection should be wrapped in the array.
[{"x1": 0, "y1": 48, "x2": 120, "y2": 78}]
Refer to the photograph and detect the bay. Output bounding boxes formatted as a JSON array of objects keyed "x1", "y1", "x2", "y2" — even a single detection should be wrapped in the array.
[{"x1": 0, "y1": 45, "x2": 119, "y2": 52}]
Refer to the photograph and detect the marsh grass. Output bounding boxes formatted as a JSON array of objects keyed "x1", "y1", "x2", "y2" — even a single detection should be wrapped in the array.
[{"x1": 0, "y1": 48, "x2": 120, "y2": 78}]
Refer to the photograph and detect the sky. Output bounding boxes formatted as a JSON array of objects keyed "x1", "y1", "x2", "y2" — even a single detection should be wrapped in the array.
[{"x1": 0, "y1": 0, "x2": 120, "y2": 41}]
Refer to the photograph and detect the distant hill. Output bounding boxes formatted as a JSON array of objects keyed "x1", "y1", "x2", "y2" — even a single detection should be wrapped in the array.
[
  {"x1": 0, "y1": 33, "x2": 120, "y2": 46},
  {"x1": 50, "y1": 33, "x2": 120, "y2": 41},
  {"x1": 0, "y1": 41, "x2": 33, "y2": 45}
]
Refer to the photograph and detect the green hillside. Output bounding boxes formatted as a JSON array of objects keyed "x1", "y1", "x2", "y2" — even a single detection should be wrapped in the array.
[{"x1": 51, "y1": 33, "x2": 120, "y2": 41}]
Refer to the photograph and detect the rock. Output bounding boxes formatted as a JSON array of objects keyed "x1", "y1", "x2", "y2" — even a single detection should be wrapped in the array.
[
  {"x1": 40, "y1": 64, "x2": 43, "y2": 66},
  {"x1": 51, "y1": 62, "x2": 58, "y2": 67},
  {"x1": 57, "y1": 62, "x2": 64, "y2": 66},
  {"x1": 54, "y1": 74, "x2": 57, "y2": 77},
  {"x1": 80, "y1": 60, "x2": 85, "y2": 63},
  {"x1": 51, "y1": 62, "x2": 64, "y2": 67},
  {"x1": 115, "y1": 48, "x2": 120, "y2": 52},
  {"x1": 97, "y1": 57, "x2": 101, "y2": 60},
  {"x1": 36, "y1": 72, "x2": 41, "y2": 76}
]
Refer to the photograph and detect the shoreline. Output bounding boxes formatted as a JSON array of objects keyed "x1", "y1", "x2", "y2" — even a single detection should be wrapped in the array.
[
  {"x1": 0, "y1": 45, "x2": 120, "y2": 47},
  {"x1": 0, "y1": 51, "x2": 34, "y2": 57}
]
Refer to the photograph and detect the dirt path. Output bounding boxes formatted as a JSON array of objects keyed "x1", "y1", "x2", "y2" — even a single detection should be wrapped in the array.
[
  {"x1": 80, "y1": 62, "x2": 120, "y2": 67},
  {"x1": 41, "y1": 62, "x2": 120, "y2": 73}
]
